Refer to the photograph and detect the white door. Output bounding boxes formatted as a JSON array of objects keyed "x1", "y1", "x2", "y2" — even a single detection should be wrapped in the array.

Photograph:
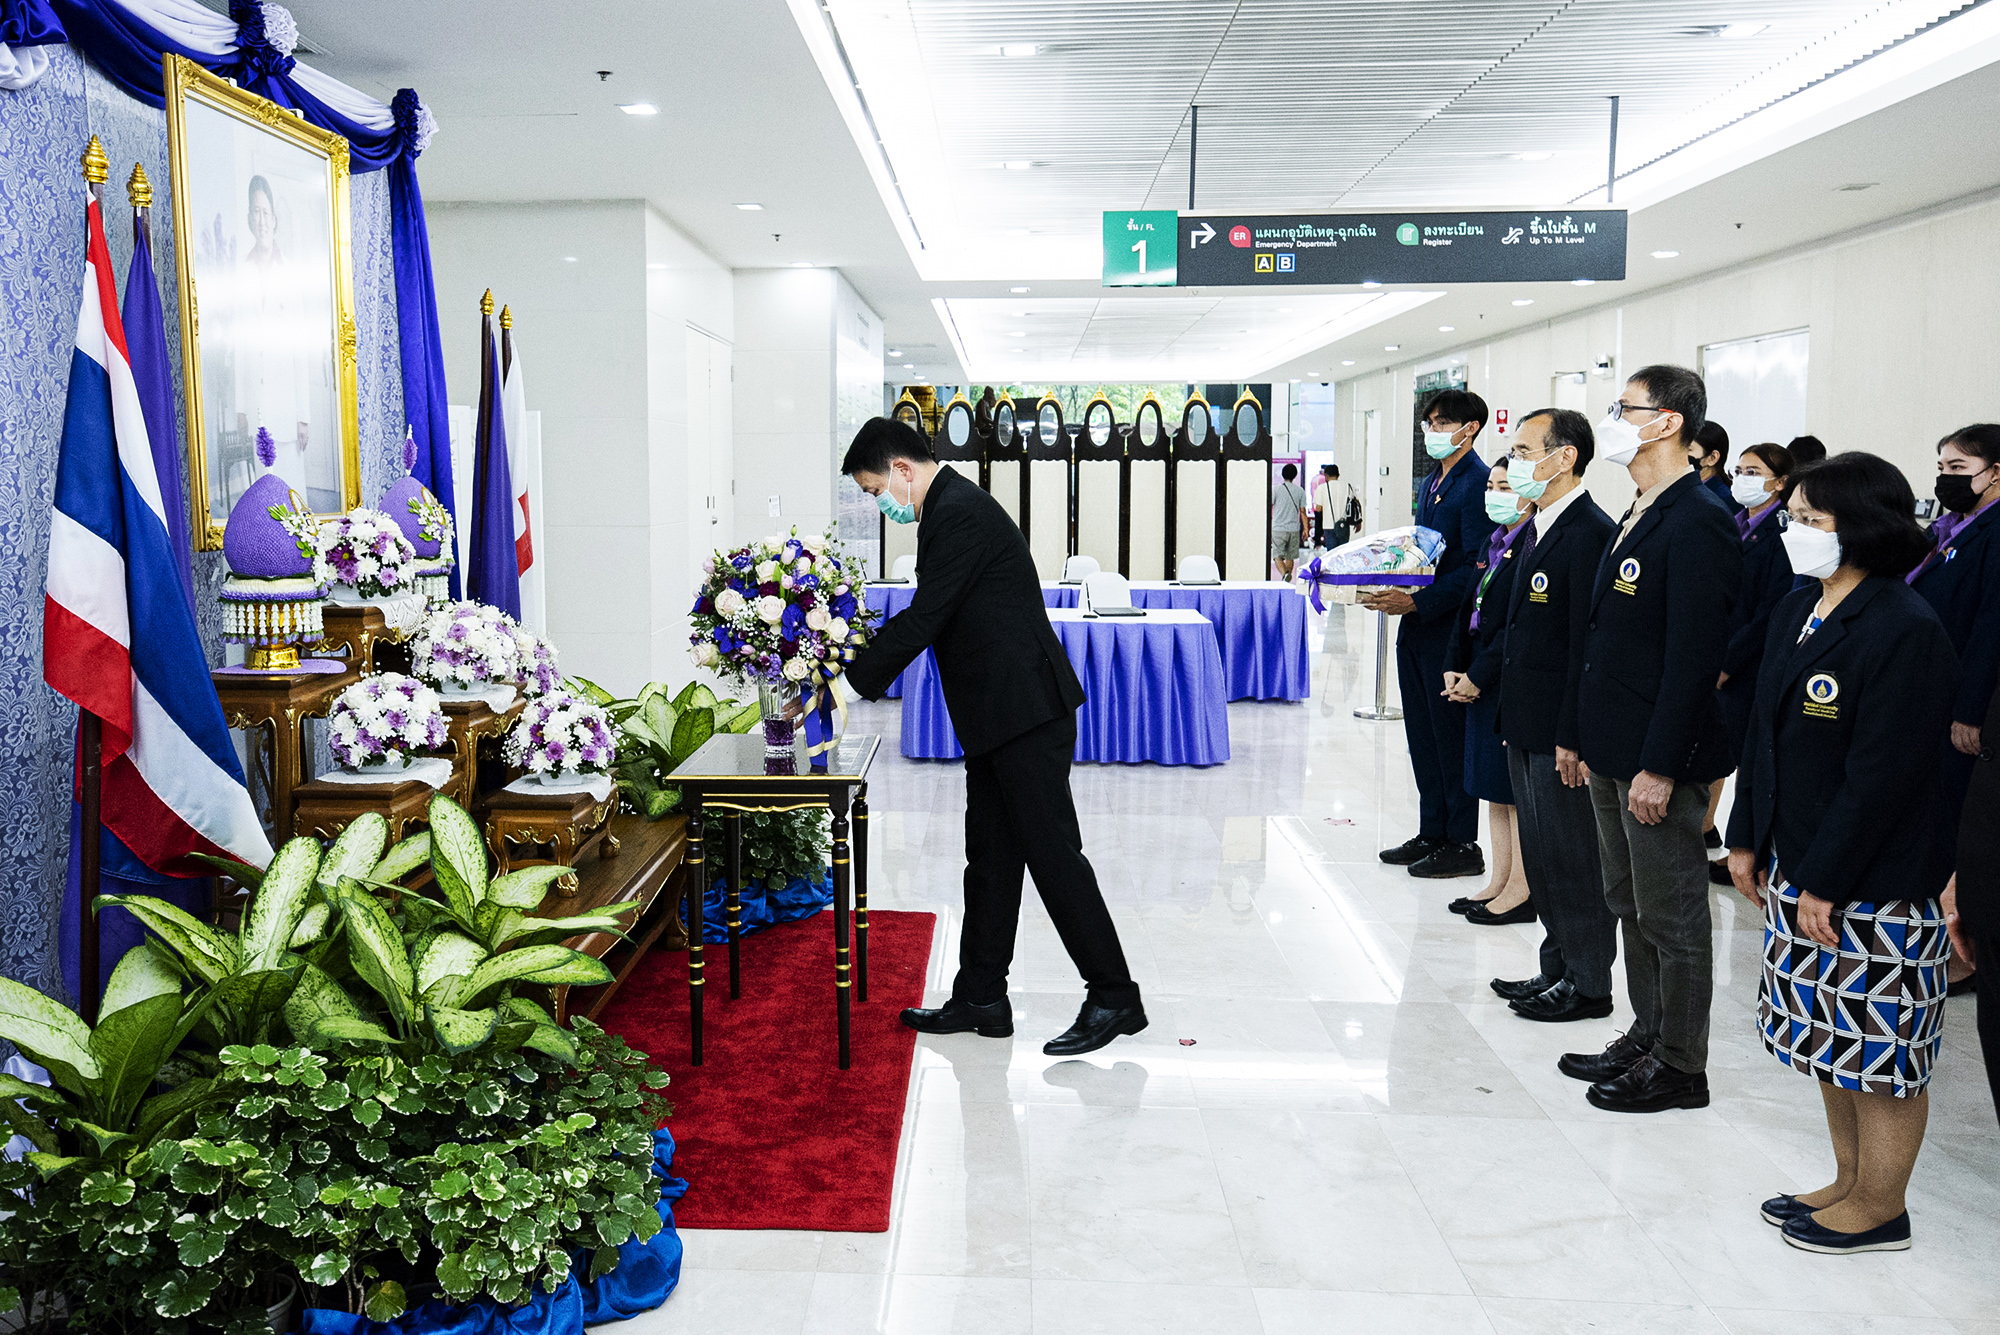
[
  {"x1": 686, "y1": 328, "x2": 733, "y2": 552},
  {"x1": 1363, "y1": 408, "x2": 1382, "y2": 533},
  {"x1": 1701, "y1": 330, "x2": 1809, "y2": 463}
]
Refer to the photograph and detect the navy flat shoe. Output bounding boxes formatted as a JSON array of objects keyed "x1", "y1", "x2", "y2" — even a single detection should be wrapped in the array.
[
  {"x1": 1781, "y1": 1210, "x2": 1911, "y2": 1254},
  {"x1": 1760, "y1": 1194, "x2": 1814, "y2": 1227}
]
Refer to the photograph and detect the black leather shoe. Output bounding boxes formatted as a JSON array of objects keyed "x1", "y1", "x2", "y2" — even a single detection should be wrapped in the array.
[
  {"x1": 1409, "y1": 843, "x2": 1485, "y2": 879},
  {"x1": 1043, "y1": 1001, "x2": 1148, "y2": 1056},
  {"x1": 1703, "y1": 827, "x2": 1723, "y2": 850},
  {"x1": 1558, "y1": 1032, "x2": 1648, "y2": 1083},
  {"x1": 1509, "y1": 978, "x2": 1613, "y2": 1022},
  {"x1": 1760, "y1": 1194, "x2": 1815, "y2": 1227},
  {"x1": 900, "y1": 997, "x2": 1014, "y2": 1038},
  {"x1": 1465, "y1": 897, "x2": 1536, "y2": 925},
  {"x1": 1708, "y1": 859, "x2": 1734, "y2": 886},
  {"x1": 1448, "y1": 895, "x2": 1496, "y2": 915},
  {"x1": 1491, "y1": 973, "x2": 1556, "y2": 1001},
  {"x1": 1782, "y1": 1210, "x2": 1911, "y2": 1254},
  {"x1": 1585, "y1": 1053, "x2": 1710, "y2": 1112},
  {"x1": 1380, "y1": 835, "x2": 1446, "y2": 865}
]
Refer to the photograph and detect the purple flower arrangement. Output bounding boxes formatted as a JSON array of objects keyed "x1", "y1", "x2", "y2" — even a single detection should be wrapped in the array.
[
  {"x1": 504, "y1": 692, "x2": 616, "y2": 781},
  {"x1": 325, "y1": 508, "x2": 419, "y2": 598},
  {"x1": 688, "y1": 528, "x2": 875, "y2": 687},
  {"x1": 327, "y1": 673, "x2": 448, "y2": 770},
  {"x1": 411, "y1": 600, "x2": 522, "y2": 693},
  {"x1": 509, "y1": 624, "x2": 565, "y2": 696}
]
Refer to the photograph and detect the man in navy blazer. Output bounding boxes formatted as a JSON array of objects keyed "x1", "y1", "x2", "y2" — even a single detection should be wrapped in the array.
[
  {"x1": 1562, "y1": 365, "x2": 1742, "y2": 1115},
  {"x1": 1366, "y1": 389, "x2": 1498, "y2": 880}
]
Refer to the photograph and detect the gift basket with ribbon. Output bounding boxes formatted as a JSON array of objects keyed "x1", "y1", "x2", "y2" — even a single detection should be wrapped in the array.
[{"x1": 1297, "y1": 524, "x2": 1446, "y2": 612}]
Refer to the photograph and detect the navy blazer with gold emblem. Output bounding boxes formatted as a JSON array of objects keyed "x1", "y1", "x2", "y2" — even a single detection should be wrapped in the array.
[
  {"x1": 1725, "y1": 578, "x2": 1958, "y2": 904},
  {"x1": 1495, "y1": 491, "x2": 1617, "y2": 755},
  {"x1": 1577, "y1": 470, "x2": 1743, "y2": 783}
]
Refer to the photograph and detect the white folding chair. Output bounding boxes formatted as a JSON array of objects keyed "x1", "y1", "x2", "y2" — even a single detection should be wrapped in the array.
[
  {"x1": 1062, "y1": 554, "x2": 1102, "y2": 583},
  {"x1": 890, "y1": 554, "x2": 918, "y2": 582},
  {"x1": 1178, "y1": 554, "x2": 1221, "y2": 583},
  {"x1": 1081, "y1": 570, "x2": 1139, "y2": 614}
]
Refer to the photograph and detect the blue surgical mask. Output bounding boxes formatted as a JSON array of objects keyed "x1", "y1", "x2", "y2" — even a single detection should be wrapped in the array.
[
  {"x1": 1507, "y1": 451, "x2": 1560, "y2": 501},
  {"x1": 876, "y1": 470, "x2": 917, "y2": 524},
  {"x1": 1485, "y1": 492, "x2": 1523, "y2": 525},
  {"x1": 1423, "y1": 428, "x2": 1460, "y2": 460}
]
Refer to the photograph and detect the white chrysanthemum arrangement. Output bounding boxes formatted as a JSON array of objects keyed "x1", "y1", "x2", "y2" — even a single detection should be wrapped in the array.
[
  {"x1": 504, "y1": 692, "x2": 616, "y2": 780},
  {"x1": 411, "y1": 600, "x2": 523, "y2": 693},
  {"x1": 328, "y1": 673, "x2": 448, "y2": 770},
  {"x1": 325, "y1": 508, "x2": 418, "y2": 598}
]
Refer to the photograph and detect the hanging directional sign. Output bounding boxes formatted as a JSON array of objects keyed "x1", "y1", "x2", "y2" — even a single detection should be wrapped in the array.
[
  {"x1": 1101, "y1": 209, "x2": 1627, "y2": 286},
  {"x1": 1102, "y1": 210, "x2": 1179, "y2": 287}
]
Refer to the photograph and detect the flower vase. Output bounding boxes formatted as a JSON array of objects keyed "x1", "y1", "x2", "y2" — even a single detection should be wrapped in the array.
[{"x1": 757, "y1": 680, "x2": 796, "y2": 760}]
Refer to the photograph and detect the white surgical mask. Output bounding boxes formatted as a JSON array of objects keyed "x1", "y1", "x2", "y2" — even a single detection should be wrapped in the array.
[
  {"x1": 1507, "y1": 450, "x2": 1562, "y2": 501},
  {"x1": 1731, "y1": 473, "x2": 1775, "y2": 509},
  {"x1": 1595, "y1": 412, "x2": 1645, "y2": 468},
  {"x1": 1484, "y1": 492, "x2": 1522, "y2": 525},
  {"x1": 1423, "y1": 428, "x2": 1460, "y2": 460},
  {"x1": 1780, "y1": 522, "x2": 1842, "y2": 580}
]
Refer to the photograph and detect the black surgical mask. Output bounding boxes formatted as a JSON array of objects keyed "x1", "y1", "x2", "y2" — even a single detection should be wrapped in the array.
[{"x1": 1935, "y1": 471, "x2": 1987, "y2": 514}]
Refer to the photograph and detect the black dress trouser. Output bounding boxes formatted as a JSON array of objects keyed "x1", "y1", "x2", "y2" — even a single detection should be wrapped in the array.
[
  {"x1": 1974, "y1": 924, "x2": 2000, "y2": 1128},
  {"x1": 954, "y1": 712, "x2": 1140, "y2": 1009}
]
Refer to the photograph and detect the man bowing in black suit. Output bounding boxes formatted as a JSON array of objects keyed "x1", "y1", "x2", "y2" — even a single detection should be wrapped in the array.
[{"x1": 839, "y1": 418, "x2": 1146, "y2": 1056}]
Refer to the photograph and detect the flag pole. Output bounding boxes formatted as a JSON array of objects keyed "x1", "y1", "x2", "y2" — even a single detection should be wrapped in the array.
[
  {"x1": 78, "y1": 135, "x2": 109, "y2": 1025},
  {"x1": 500, "y1": 303, "x2": 512, "y2": 380}
]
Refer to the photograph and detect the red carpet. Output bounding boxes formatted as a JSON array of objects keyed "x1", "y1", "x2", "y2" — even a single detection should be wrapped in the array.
[{"x1": 598, "y1": 910, "x2": 935, "y2": 1232}]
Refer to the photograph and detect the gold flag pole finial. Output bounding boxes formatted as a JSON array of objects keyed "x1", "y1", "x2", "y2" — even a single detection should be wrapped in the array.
[
  {"x1": 126, "y1": 162, "x2": 154, "y2": 209},
  {"x1": 480, "y1": 288, "x2": 495, "y2": 316},
  {"x1": 81, "y1": 136, "x2": 110, "y2": 185},
  {"x1": 499, "y1": 305, "x2": 512, "y2": 330}
]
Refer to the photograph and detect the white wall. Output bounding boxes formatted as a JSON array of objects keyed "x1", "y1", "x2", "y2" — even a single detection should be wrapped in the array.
[
  {"x1": 1338, "y1": 188, "x2": 2000, "y2": 525},
  {"x1": 427, "y1": 200, "x2": 732, "y2": 695}
]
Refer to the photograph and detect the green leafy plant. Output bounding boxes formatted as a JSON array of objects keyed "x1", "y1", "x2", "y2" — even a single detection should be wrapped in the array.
[
  {"x1": 705, "y1": 808, "x2": 831, "y2": 889},
  {"x1": 577, "y1": 677, "x2": 759, "y2": 819}
]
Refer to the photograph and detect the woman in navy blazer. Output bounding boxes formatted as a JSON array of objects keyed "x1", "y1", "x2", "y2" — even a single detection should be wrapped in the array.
[
  {"x1": 1911, "y1": 424, "x2": 2000, "y2": 879},
  {"x1": 1444, "y1": 460, "x2": 1533, "y2": 922},
  {"x1": 1709, "y1": 442, "x2": 1797, "y2": 875},
  {"x1": 1726, "y1": 452, "x2": 1957, "y2": 1256}
]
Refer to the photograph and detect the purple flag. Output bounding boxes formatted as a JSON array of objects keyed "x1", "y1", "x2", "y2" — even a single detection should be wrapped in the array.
[
  {"x1": 122, "y1": 210, "x2": 194, "y2": 606},
  {"x1": 468, "y1": 312, "x2": 521, "y2": 617}
]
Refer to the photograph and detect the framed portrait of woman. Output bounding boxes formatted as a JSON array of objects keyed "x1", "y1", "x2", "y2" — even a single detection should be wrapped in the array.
[{"x1": 163, "y1": 52, "x2": 361, "y2": 549}]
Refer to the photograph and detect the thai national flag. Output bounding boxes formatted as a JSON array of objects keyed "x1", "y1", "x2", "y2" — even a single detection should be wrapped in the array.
[{"x1": 43, "y1": 194, "x2": 272, "y2": 877}]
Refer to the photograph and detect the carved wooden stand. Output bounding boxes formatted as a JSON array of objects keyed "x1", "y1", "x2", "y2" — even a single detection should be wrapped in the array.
[
  {"x1": 440, "y1": 693, "x2": 525, "y2": 807},
  {"x1": 291, "y1": 776, "x2": 435, "y2": 845},
  {"x1": 320, "y1": 602, "x2": 421, "y2": 674},
  {"x1": 477, "y1": 784, "x2": 620, "y2": 888}
]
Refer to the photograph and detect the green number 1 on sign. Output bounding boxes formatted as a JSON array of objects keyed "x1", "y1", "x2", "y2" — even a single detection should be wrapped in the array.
[
  {"x1": 1131, "y1": 240, "x2": 1148, "y2": 273},
  {"x1": 1102, "y1": 209, "x2": 1176, "y2": 286}
]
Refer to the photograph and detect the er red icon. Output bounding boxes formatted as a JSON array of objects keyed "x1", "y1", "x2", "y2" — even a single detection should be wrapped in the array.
[{"x1": 1229, "y1": 225, "x2": 1252, "y2": 248}]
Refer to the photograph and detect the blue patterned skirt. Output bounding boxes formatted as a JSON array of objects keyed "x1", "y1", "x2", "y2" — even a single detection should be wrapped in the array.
[{"x1": 1759, "y1": 872, "x2": 1949, "y2": 1097}]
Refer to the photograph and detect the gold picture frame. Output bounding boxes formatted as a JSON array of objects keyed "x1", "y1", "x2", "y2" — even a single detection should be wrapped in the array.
[{"x1": 163, "y1": 52, "x2": 360, "y2": 550}]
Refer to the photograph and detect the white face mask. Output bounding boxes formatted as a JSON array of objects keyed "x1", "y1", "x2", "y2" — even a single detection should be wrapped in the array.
[
  {"x1": 1594, "y1": 412, "x2": 1646, "y2": 468},
  {"x1": 1731, "y1": 473, "x2": 1775, "y2": 509},
  {"x1": 1423, "y1": 427, "x2": 1460, "y2": 460},
  {"x1": 1780, "y1": 522, "x2": 1842, "y2": 580}
]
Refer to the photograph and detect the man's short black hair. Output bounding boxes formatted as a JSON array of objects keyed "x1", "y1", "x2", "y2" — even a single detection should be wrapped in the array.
[
  {"x1": 1421, "y1": 388, "x2": 1489, "y2": 430},
  {"x1": 1692, "y1": 419, "x2": 1729, "y2": 467},
  {"x1": 1519, "y1": 407, "x2": 1594, "y2": 474},
  {"x1": 1786, "y1": 434, "x2": 1827, "y2": 466},
  {"x1": 841, "y1": 417, "x2": 935, "y2": 476},
  {"x1": 1281, "y1": 463, "x2": 1298, "y2": 481},
  {"x1": 1320, "y1": 463, "x2": 1335, "y2": 475},
  {"x1": 1790, "y1": 452, "x2": 1932, "y2": 579},
  {"x1": 1626, "y1": 364, "x2": 1705, "y2": 447}
]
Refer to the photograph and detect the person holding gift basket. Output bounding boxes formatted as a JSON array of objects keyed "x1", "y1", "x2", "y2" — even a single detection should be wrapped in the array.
[{"x1": 836, "y1": 417, "x2": 1147, "y2": 1058}]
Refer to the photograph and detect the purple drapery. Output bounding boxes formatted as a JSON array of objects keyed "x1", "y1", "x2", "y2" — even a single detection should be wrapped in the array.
[
  {"x1": 122, "y1": 214, "x2": 193, "y2": 604},
  {"x1": 1, "y1": 0, "x2": 64, "y2": 46},
  {"x1": 469, "y1": 321, "x2": 520, "y2": 617},
  {"x1": 44, "y1": 0, "x2": 458, "y2": 543}
]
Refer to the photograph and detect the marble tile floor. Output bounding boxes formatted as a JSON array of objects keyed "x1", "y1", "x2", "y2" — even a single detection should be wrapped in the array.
[{"x1": 623, "y1": 604, "x2": 1997, "y2": 1334}]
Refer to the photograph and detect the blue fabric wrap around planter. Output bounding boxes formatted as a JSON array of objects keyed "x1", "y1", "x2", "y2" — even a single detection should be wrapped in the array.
[
  {"x1": 299, "y1": 1128, "x2": 688, "y2": 1335},
  {"x1": 701, "y1": 869, "x2": 833, "y2": 944}
]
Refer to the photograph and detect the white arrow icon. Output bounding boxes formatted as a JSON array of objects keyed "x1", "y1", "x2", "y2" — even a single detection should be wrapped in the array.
[{"x1": 1190, "y1": 221, "x2": 1216, "y2": 248}]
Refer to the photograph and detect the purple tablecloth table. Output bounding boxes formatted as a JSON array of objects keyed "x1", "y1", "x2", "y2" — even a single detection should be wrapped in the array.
[
  {"x1": 900, "y1": 608, "x2": 1230, "y2": 766},
  {"x1": 1040, "y1": 581, "x2": 1309, "y2": 701}
]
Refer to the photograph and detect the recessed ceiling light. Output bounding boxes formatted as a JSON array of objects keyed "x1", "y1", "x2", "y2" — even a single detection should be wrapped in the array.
[
  {"x1": 1361, "y1": 280, "x2": 1382, "y2": 289},
  {"x1": 885, "y1": 349, "x2": 901, "y2": 357},
  {"x1": 1304, "y1": 369, "x2": 1320, "y2": 376},
  {"x1": 618, "y1": 102, "x2": 658, "y2": 116},
  {"x1": 1651, "y1": 249, "x2": 1680, "y2": 259},
  {"x1": 1572, "y1": 278, "x2": 1596, "y2": 286},
  {"x1": 1512, "y1": 151, "x2": 1555, "y2": 162},
  {"x1": 999, "y1": 43, "x2": 1039, "y2": 57},
  {"x1": 902, "y1": 363, "x2": 914, "y2": 369},
  {"x1": 1718, "y1": 22, "x2": 1767, "y2": 39},
  {"x1": 790, "y1": 261, "x2": 815, "y2": 268},
  {"x1": 1007, "y1": 330, "x2": 1026, "y2": 336},
  {"x1": 562, "y1": 256, "x2": 578, "y2": 263},
  {"x1": 1512, "y1": 298, "x2": 1534, "y2": 306},
  {"x1": 1010, "y1": 286, "x2": 1030, "y2": 293},
  {"x1": 1341, "y1": 360, "x2": 1356, "y2": 366},
  {"x1": 734, "y1": 202, "x2": 764, "y2": 211},
  {"x1": 1277, "y1": 307, "x2": 1292, "y2": 314},
  {"x1": 1438, "y1": 325, "x2": 1455, "y2": 332},
  {"x1": 1289, "y1": 378, "x2": 1300, "y2": 383},
  {"x1": 1384, "y1": 344, "x2": 1400, "y2": 352},
  {"x1": 1835, "y1": 182, "x2": 1877, "y2": 192},
  {"x1": 1002, "y1": 160, "x2": 1033, "y2": 171}
]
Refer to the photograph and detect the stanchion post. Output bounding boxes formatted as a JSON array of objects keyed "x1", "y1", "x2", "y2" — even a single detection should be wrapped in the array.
[{"x1": 1353, "y1": 607, "x2": 1404, "y2": 722}]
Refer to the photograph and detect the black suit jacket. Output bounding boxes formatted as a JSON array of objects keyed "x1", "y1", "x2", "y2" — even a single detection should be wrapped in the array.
[
  {"x1": 1954, "y1": 675, "x2": 2000, "y2": 932},
  {"x1": 1400, "y1": 450, "x2": 1496, "y2": 645},
  {"x1": 1577, "y1": 471, "x2": 1743, "y2": 782},
  {"x1": 1444, "y1": 524, "x2": 1528, "y2": 692},
  {"x1": 1497, "y1": 492, "x2": 1617, "y2": 755},
  {"x1": 1721, "y1": 504, "x2": 1794, "y2": 681},
  {"x1": 1725, "y1": 579, "x2": 1958, "y2": 903},
  {"x1": 1911, "y1": 501, "x2": 2000, "y2": 728},
  {"x1": 845, "y1": 466, "x2": 1084, "y2": 756}
]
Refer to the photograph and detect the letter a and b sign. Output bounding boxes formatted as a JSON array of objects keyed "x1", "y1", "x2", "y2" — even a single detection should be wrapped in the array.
[{"x1": 1103, "y1": 210, "x2": 1179, "y2": 287}]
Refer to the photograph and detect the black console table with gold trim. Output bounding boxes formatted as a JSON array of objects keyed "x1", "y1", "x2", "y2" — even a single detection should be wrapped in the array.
[{"x1": 667, "y1": 733, "x2": 878, "y2": 1070}]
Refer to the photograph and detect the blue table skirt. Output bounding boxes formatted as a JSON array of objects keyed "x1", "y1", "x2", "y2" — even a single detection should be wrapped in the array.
[
  {"x1": 900, "y1": 614, "x2": 1230, "y2": 766},
  {"x1": 863, "y1": 584, "x2": 918, "y2": 697},
  {"x1": 1040, "y1": 583, "x2": 1309, "y2": 702}
]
